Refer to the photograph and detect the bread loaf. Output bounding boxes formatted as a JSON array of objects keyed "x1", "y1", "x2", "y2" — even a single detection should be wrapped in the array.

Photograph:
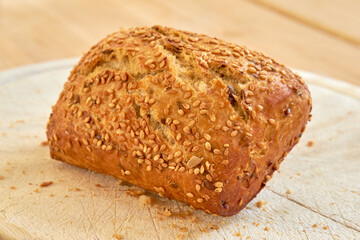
[{"x1": 46, "y1": 25, "x2": 311, "y2": 216}]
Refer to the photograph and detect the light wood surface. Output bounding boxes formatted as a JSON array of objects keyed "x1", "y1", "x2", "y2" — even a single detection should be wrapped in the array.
[
  {"x1": 0, "y1": 60, "x2": 359, "y2": 239},
  {"x1": 0, "y1": 0, "x2": 359, "y2": 86}
]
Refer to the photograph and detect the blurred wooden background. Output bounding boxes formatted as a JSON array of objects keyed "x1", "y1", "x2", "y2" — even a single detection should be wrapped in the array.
[{"x1": 0, "y1": 0, "x2": 359, "y2": 85}]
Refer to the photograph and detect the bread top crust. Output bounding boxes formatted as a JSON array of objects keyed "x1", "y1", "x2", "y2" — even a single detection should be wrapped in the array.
[{"x1": 48, "y1": 26, "x2": 311, "y2": 216}]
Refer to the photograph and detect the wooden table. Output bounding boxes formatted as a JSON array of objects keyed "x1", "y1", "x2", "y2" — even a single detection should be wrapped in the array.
[
  {"x1": 1, "y1": 1, "x2": 360, "y2": 240},
  {"x1": 1, "y1": 0, "x2": 359, "y2": 86}
]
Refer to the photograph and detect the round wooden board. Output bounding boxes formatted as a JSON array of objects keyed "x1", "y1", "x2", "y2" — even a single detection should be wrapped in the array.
[{"x1": 0, "y1": 59, "x2": 359, "y2": 240}]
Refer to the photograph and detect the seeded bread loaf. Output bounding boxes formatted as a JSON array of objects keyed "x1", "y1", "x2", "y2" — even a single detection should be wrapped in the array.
[{"x1": 47, "y1": 25, "x2": 311, "y2": 216}]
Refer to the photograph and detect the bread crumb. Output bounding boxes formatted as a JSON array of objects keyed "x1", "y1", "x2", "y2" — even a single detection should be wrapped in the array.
[
  {"x1": 68, "y1": 187, "x2": 81, "y2": 191},
  {"x1": 126, "y1": 188, "x2": 146, "y2": 197},
  {"x1": 10, "y1": 186, "x2": 16, "y2": 190},
  {"x1": 264, "y1": 227, "x2": 269, "y2": 231},
  {"x1": 34, "y1": 188, "x2": 39, "y2": 193},
  {"x1": 179, "y1": 227, "x2": 188, "y2": 232},
  {"x1": 94, "y1": 183, "x2": 102, "y2": 187},
  {"x1": 1, "y1": 132, "x2": 6, "y2": 137},
  {"x1": 255, "y1": 200, "x2": 267, "y2": 208},
  {"x1": 139, "y1": 195, "x2": 152, "y2": 205},
  {"x1": 323, "y1": 226, "x2": 328, "y2": 230},
  {"x1": 41, "y1": 141, "x2": 48, "y2": 146},
  {"x1": 312, "y1": 224, "x2": 317, "y2": 228},
  {"x1": 306, "y1": 141, "x2": 314, "y2": 147},
  {"x1": 40, "y1": 181, "x2": 53, "y2": 187},
  {"x1": 113, "y1": 233, "x2": 123, "y2": 240},
  {"x1": 200, "y1": 228, "x2": 208, "y2": 232},
  {"x1": 233, "y1": 232, "x2": 241, "y2": 237},
  {"x1": 296, "y1": 172, "x2": 301, "y2": 176},
  {"x1": 49, "y1": 194, "x2": 55, "y2": 197},
  {"x1": 286, "y1": 189, "x2": 292, "y2": 194},
  {"x1": 0, "y1": 175, "x2": 4, "y2": 180},
  {"x1": 162, "y1": 208, "x2": 172, "y2": 217}
]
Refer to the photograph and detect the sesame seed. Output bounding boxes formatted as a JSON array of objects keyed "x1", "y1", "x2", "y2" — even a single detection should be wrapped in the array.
[
  {"x1": 154, "y1": 154, "x2": 160, "y2": 161},
  {"x1": 136, "y1": 150, "x2": 143, "y2": 157},
  {"x1": 214, "y1": 182, "x2": 224, "y2": 188},
  {"x1": 192, "y1": 100, "x2": 201, "y2": 107},
  {"x1": 124, "y1": 170, "x2": 131, "y2": 175},
  {"x1": 109, "y1": 103, "x2": 116, "y2": 108},
  {"x1": 213, "y1": 149, "x2": 221, "y2": 155},
  {"x1": 164, "y1": 108, "x2": 170, "y2": 116},
  {"x1": 186, "y1": 193, "x2": 194, "y2": 198},
  {"x1": 224, "y1": 144, "x2": 229, "y2": 148},
  {"x1": 214, "y1": 125, "x2": 221, "y2": 130},
  {"x1": 176, "y1": 133, "x2": 182, "y2": 141},
  {"x1": 280, "y1": 70, "x2": 286, "y2": 75},
  {"x1": 269, "y1": 119, "x2": 276, "y2": 125},
  {"x1": 192, "y1": 146, "x2": 200, "y2": 152},
  {"x1": 224, "y1": 148, "x2": 229, "y2": 156},
  {"x1": 188, "y1": 120, "x2": 196, "y2": 127},
  {"x1": 222, "y1": 126, "x2": 229, "y2": 132},
  {"x1": 173, "y1": 120, "x2": 180, "y2": 125},
  {"x1": 205, "y1": 142, "x2": 212, "y2": 151},
  {"x1": 215, "y1": 187, "x2": 223, "y2": 193},
  {"x1": 178, "y1": 109, "x2": 184, "y2": 116},
  {"x1": 160, "y1": 144, "x2": 166, "y2": 151},
  {"x1": 183, "y1": 141, "x2": 191, "y2": 146},
  {"x1": 187, "y1": 156, "x2": 203, "y2": 169},
  {"x1": 194, "y1": 168, "x2": 200, "y2": 175},
  {"x1": 221, "y1": 160, "x2": 229, "y2": 165},
  {"x1": 206, "y1": 174, "x2": 213, "y2": 181},
  {"x1": 106, "y1": 145, "x2": 113, "y2": 151},
  {"x1": 196, "y1": 184, "x2": 201, "y2": 192},
  {"x1": 231, "y1": 130, "x2": 238, "y2": 137},
  {"x1": 182, "y1": 103, "x2": 190, "y2": 110},
  {"x1": 146, "y1": 166, "x2": 152, "y2": 171},
  {"x1": 247, "y1": 67, "x2": 257, "y2": 73},
  {"x1": 140, "y1": 130, "x2": 145, "y2": 139},
  {"x1": 210, "y1": 114, "x2": 216, "y2": 122},
  {"x1": 174, "y1": 151, "x2": 182, "y2": 158},
  {"x1": 197, "y1": 198, "x2": 203, "y2": 203},
  {"x1": 184, "y1": 92, "x2": 192, "y2": 99},
  {"x1": 83, "y1": 117, "x2": 90, "y2": 124},
  {"x1": 204, "y1": 134, "x2": 211, "y2": 141},
  {"x1": 200, "y1": 110, "x2": 208, "y2": 115}
]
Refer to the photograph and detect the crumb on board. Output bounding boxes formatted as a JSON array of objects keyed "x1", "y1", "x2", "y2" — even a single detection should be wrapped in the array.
[
  {"x1": 307, "y1": 141, "x2": 314, "y2": 147},
  {"x1": 1, "y1": 132, "x2": 6, "y2": 137},
  {"x1": 264, "y1": 227, "x2": 269, "y2": 231},
  {"x1": 286, "y1": 189, "x2": 292, "y2": 194},
  {"x1": 312, "y1": 224, "x2": 318, "y2": 228},
  {"x1": 94, "y1": 183, "x2": 102, "y2": 187},
  {"x1": 0, "y1": 175, "x2": 4, "y2": 180},
  {"x1": 233, "y1": 232, "x2": 241, "y2": 237},
  {"x1": 125, "y1": 188, "x2": 146, "y2": 197},
  {"x1": 10, "y1": 186, "x2": 16, "y2": 190},
  {"x1": 161, "y1": 208, "x2": 172, "y2": 217},
  {"x1": 113, "y1": 233, "x2": 124, "y2": 240},
  {"x1": 34, "y1": 188, "x2": 39, "y2": 193},
  {"x1": 179, "y1": 227, "x2": 188, "y2": 232},
  {"x1": 41, "y1": 141, "x2": 48, "y2": 146},
  {"x1": 49, "y1": 194, "x2": 55, "y2": 197},
  {"x1": 255, "y1": 200, "x2": 267, "y2": 208},
  {"x1": 67, "y1": 187, "x2": 81, "y2": 192},
  {"x1": 323, "y1": 226, "x2": 328, "y2": 230},
  {"x1": 296, "y1": 172, "x2": 301, "y2": 176},
  {"x1": 40, "y1": 181, "x2": 53, "y2": 187},
  {"x1": 139, "y1": 195, "x2": 152, "y2": 205}
]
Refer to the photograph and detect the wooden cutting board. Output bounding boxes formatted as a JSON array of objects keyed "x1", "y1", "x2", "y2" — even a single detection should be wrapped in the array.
[{"x1": 0, "y1": 59, "x2": 359, "y2": 240}]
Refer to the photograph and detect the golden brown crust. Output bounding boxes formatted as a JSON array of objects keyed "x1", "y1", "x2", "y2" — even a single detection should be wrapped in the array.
[{"x1": 46, "y1": 25, "x2": 311, "y2": 216}]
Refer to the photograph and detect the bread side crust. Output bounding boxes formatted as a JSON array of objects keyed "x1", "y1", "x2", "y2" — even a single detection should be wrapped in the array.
[{"x1": 47, "y1": 26, "x2": 311, "y2": 216}]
